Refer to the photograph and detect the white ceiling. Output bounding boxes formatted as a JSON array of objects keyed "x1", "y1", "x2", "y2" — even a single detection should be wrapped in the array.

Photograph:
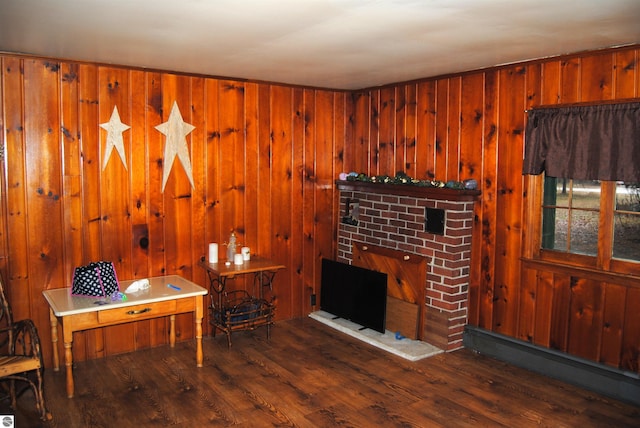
[{"x1": 1, "y1": 0, "x2": 639, "y2": 90}]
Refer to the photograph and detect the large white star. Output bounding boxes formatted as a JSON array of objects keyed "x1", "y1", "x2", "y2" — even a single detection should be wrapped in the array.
[
  {"x1": 100, "y1": 106, "x2": 130, "y2": 170},
  {"x1": 155, "y1": 101, "x2": 196, "y2": 192}
]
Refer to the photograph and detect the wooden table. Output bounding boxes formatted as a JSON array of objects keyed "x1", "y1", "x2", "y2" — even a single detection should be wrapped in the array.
[
  {"x1": 199, "y1": 257, "x2": 285, "y2": 346},
  {"x1": 42, "y1": 275, "x2": 207, "y2": 398},
  {"x1": 199, "y1": 256, "x2": 285, "y2": 297}
]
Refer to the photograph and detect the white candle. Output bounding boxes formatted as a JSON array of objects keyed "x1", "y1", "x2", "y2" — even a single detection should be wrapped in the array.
[
  {"x1": 234, "y1": 253, "x2": 244, "y2": 265},
  {"x1": 241, "y1": 246, "x2": 250, "y2": 261},
  {"x1": 208, "y1": 243, "x2": 218, "y2": 263}
]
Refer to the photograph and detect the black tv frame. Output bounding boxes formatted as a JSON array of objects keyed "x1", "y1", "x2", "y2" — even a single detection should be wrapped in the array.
[{"x1": 320, "y1": 258, "x2": 387, "y2": 333}]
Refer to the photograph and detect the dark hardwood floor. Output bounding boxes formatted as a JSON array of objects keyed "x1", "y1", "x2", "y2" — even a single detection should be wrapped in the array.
[{"x1": 3, "y1": 318, "x2": 639, "y2": 427}]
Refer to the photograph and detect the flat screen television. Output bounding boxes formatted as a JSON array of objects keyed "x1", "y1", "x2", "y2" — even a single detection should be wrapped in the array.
[{"x1": 320, "y1": 258, "x2": 387, "y2": 333}]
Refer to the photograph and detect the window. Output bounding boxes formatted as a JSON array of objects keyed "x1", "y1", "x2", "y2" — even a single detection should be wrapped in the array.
[
  {"x1": 540, "y1": 176, "x2": 640, "y2": 270},
  {"x1": 523, "y1": 101, "x2": 640, "y2": 275},
  {"x1": 613, "y1": 181, "x2": 640, "y2": 261}
]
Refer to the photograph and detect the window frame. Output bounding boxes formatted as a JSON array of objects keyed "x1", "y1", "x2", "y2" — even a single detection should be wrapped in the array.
[{"x1": 523, "y1": 175, "x2": 639, "y2": 277}]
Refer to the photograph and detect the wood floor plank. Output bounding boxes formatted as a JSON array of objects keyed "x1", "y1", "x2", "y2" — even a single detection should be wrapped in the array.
[{"x1": 2, "y1": 318, "x2": 638, "y2": 427}]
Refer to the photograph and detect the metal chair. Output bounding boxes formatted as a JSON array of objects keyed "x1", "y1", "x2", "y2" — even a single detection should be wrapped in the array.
[{"x1": 0, "y1": 275, "x2": 51, "y2": 421}]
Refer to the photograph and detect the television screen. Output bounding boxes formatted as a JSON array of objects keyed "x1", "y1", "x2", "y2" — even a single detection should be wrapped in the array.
[{"x1": 320, "y1": 258, "x2": 387, "y2": 333}]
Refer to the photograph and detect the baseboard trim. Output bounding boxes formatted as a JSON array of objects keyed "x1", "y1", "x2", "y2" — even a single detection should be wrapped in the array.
[{"x1": 463, "y1": 326, "x2": 640, "y2": 407}]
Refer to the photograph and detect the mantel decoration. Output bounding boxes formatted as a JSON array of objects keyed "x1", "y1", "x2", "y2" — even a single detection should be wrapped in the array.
[{"x1": 339, "y1": 171, "x2": 478, "y2": 190}]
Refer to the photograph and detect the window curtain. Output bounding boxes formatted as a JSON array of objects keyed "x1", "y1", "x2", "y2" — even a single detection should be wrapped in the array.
[{"x1": 523, "y1": 102, "x2": 640, "y2": 182}]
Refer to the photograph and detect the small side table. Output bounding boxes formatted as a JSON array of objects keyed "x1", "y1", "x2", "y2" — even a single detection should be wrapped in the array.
[
  {"x1": 199, "y1": 257, "x2": 285, "y2": 347},
  {"x1": 199, "y1": 256, "x2": 285, "y2": 298}
]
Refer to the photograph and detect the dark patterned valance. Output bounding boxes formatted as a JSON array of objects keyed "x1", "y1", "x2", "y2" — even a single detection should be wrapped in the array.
[{"x1": 523, "y1": 101, "x2": 640, "y2": 182}]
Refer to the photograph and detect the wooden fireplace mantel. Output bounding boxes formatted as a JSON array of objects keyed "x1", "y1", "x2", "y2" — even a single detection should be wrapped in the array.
[{"x1": 336, "y1": 180, "x2": 481, "y2": 201}]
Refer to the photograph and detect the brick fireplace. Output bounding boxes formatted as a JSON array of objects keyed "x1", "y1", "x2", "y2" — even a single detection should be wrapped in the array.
[{"x1": 336, "y1": 180, "x2": 479, "y2": 351}]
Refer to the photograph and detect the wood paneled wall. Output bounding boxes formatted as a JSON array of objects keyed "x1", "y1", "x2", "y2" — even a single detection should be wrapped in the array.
[
  {"x1": 0, "y1": 56, "x2": 346, "y2": 366},
  {"x1": 1, "y1": 45, "x2": 639, "y2": 373},
  {"x1": 350, "y1": 46, "x2": 640, "y2": 373}
]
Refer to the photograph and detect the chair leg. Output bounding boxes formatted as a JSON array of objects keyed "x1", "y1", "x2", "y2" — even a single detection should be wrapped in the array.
[
  {"x1": 9, "y1": 379, "x2": 17, "y2": 410},
  {"x1": 5, "y1": 372, "x2": 51, "y2": 421},
  {"x1": 34, "y1": 368, "x2": 52, "y2": 421}
]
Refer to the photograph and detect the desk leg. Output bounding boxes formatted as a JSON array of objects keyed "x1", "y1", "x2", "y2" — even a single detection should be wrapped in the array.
[
  {"x1": 49, "y1": 309, "x2": 59, "y2": 371},
  {"x1": 169, "y1": 315, "x2": 176, "y2": 348},
  {"x1": 254, "y1": 271, "x2": 277, "y2": 299},
  {"x1": 63, "y1": 322, "x2": 74, "y2": 398},
  {"x1": 195, "y1": 295, "x2": 203, "y2": 367}
]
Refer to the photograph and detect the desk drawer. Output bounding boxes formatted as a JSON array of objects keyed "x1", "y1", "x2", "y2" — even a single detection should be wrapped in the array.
[{"x1": 98, "y1": 300, "x2": 177, "y2": 324}]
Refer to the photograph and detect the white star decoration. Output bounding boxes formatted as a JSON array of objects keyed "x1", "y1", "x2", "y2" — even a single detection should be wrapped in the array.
[
  {"x1": 100, "y1": 106, "x2": 130, "y2": 170},
  {"x1": 155, "y1": 101, "x2": 196, "y2": 192}
]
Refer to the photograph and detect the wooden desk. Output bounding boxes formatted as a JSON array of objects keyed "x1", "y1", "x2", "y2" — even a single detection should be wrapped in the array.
[{"x1": 42, "y1": 275, "x2": 207, "y2": 398}]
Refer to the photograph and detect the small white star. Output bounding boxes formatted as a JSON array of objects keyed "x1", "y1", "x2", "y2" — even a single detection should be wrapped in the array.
[
  {"x1": 155, "y1": 101, "x2": 196, "y2": 192},
  {"x1": 100, "y1": 106, "x2": 130, "y2": 170}
]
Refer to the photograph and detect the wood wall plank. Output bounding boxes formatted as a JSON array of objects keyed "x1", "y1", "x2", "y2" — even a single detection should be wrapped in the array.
[
  {"x1": 0, "y1": 60, "x2": 6, "y2": 271},
  {"x1": 621, "y1": 287, "x2": 640, "y2": 372},
  {"x1": 402, "y1": 84, "x2": 417, "y2": 176},
  {"x1": 474, "y1": 71, "x2": 498, "y2": 330},
  {"x1": 99, "y1": 67, "x2": 135, "y2": 355},
  {"x1": 415, "y1": 81, "x2": 436, "y2": 179},
  {"x1": 378, "y1": 87, "x2": 395, "y2": 176},
  {"x1": 560, "y1": 57, "x2": 581, "y2": 102},
  {"x1": 533, "y1": 269, "x2": 554, "y2": 347},
  {"x1": 218, "y1": 80, "x2": 245, "y2": 252},
  {"x1": 270, "y1": 85, "x2": 293, "y2": 318},
  {"x1": 580, "y1": 53, "x2": 614, "y2": 102},
  {"x1": 540, "y1": 60, "x2": 561, "y2": 105},
  {"x1": 145, "y1": 72, "x2": 169, "y2": 349},
  {"x1": 492, "y1": 66, "x2": 526, "y2": 336},
  {"x1": 614, "y1": 49, "x2": 638, "y2": 98},
  {"x1": 311, "y1": 90, "x2": 339, "y2": 315},
  {"x1": 369, "y1": 90, "x2": 380, "y2": 175},
  {"x1": 60, "y1": 62, "x2": 82, "y2": 287},
  {"x1": 567, "y1": 278, "x2": 605, "y2": 361},
  {"x1": 434, "y1": 79, "x2": 449, "y2": 178},
  {"x1": 301, "y1": 89, "x2": 316, "y2": 314},
  {"x1": 290, "y1": 87, "x2": 304, "y2": 318},
  {"x1": 3, "y1": 58, "x2": 28, "y2": 294},
  {"x1": 550, "y1": 273, "x2": 571, "y2": 352},
  {"x1": 243, "y1": 83, "x2": 260, "y2": 270},
  {"x1": 600, "y1": 283, "x2": 626, "y2": 368},
  {"x1": 130, "y1": 70, "x2": 149, "y2": 270},
  {"x1": 256, "y1": 84, "x2": 272, "y2": 258},
  {"x1": 351, "y1": 92, "x2": 369, "y2": 173},
  {"x1": 460, "y1": 74, "x2": 485, "y2": 331},
  {"x1": 328, "y1": 92, "x2": 345, "y2": 279},
  {"x1": 203, "y1": 78, "x2": 221, "y2": 253},
  {"x1": 24, "y1": 60, "x2": 64, "y2": 334},
  {"x1": 446, "y1": 77, "x2": 461, "y2": 181}
]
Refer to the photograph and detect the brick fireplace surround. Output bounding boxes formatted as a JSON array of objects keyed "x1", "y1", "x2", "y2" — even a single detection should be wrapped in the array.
[{"x1": 336, "y1": 180, "x2": 480, "y2": 351}]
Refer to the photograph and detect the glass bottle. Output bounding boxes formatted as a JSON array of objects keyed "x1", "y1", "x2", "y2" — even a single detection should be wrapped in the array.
[{"x1": 227, "y1": 232, "x2": 237, "y2": 261}]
